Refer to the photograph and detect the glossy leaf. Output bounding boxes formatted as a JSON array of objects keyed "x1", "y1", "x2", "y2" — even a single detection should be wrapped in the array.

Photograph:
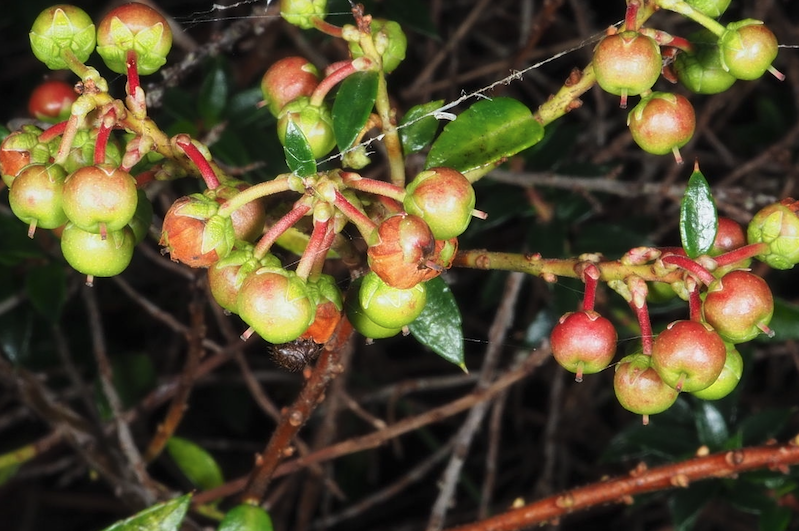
[
  {"x1": 737, "y1": 408, "x2": 793, "y2": 446},
  {"x1": 399, "y1": 99, "x2": 443, "y2": 155},
  {"x1": 693, "y1": 400, "x2": 729, "y2": 449},
  {"x1": 166, "y1": 436, "x2": 224, "y2": 490},
  {"x1": 100, "y1": 494, "x2": 191, "y2": 531},
  {"x1": 680, "y1": 166, "x2": 717, "y2": 258},
  {"x1": 759, "y1": 503, "x2": 791, "y2": 531},
  {"x1": 408, "y1": 276, "x2": 465, "y2": 370},
  {"x1": 425, "y1": 97, "x2": 544, "y2": 174},
  {"x1": 219, "y1": 503, "x2": 274, "y2": 531},
  {"x1": 199, "y1": 59, "x2": 229, "y2": 126},
  {"x1": 283, "y1": 119, "x2": 317, "y2": 177},
  {"x1": 669, "y1": 482, "x2": 717, "y2": 531},
  {"x1": 25, "y1": 263, "x2": 66, "y2": 324},
  {"x1": 332, "y1": 70, "x2": 378, "y2": 151}
]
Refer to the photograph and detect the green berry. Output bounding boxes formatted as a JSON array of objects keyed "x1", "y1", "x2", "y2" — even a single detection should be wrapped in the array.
[{"x1": 29, "y1": 4, "x2": 96, "y2": 71}]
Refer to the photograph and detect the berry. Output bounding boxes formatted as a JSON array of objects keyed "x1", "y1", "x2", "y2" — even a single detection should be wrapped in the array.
[
  {"x1": 403, "y1": 167, "x2": 476, "y2": 240},
  {"x1": 651, "y1": 320, "x2": 726, "y2": 393},
  {"x1": 702, "y1": 270, "x2": 774, "y2": 343},
  {"x1": 628, "y1": 92, "x2": 695, "y2": 161},
  {"x1": 348, "y1": 19, "x2": 407, "y2": 74},
  {"x1": 29, "y1": 4, "x2": 96, "y2": 71},
  {"x1": 551, "y1": 311, "x2": 617, "y2": 382},
  {"x1": 208, "y1": 246, "x2": 282, "y2": 313},
  {"x1": 128, "y1": 189, "x2": 154, "y2": 244},
  {"x1": 62, "y1": 164, "x2": 138, "y2": 236},
  {"x1": 592, "y1": 31, "x2": 662, "y2": 108},
  {"x1": 746, "y1": 198, "x2": 799, "y2": 270},
  {"x1": 160, "y1": 194, "x2": 235, "y2": 268},
  {"x1": 237, "y1": 268, "x2": 316, "y2": 344},
  {"x1": 692, "y1": 344, "x2": 743, "y2": 400},
  {"x1": 277, "y1": 97, "x2": 336, "y2": 160},
  {"x1": 674, "y1": 30, "x2": 736, "y2": 95},
  {"x1": 719, "y1": 20, "x2": 778, "y2": 81},
  {"x1": 358, "y1": 271, "x2": 427, "y2": 329},
  {"x1": 301, "y1": 275, "x2": 344, "y2": 344},
  {"x1": 28, "y1": 80, "x2": 77, "y2": 122},
  {"x1": 212, "y1": 181, "x2": 266, "y2": 243},
  {"x1": 614, "y1": 353, "x2": 679, "y2": 417},
  {"x1": 367, "y1": 213, "x2": 439, "y2": 289},
  {"x1": 261, "y1": 57, "x2": 320, "y2": 117},
  {"x1": 96, "y1": 2, "x2": 173, "y2": 75},
  {"x1": 345, "y1": 277, "x2": 402, "y2": 340},
  {"x1": 61, "y1": 224, "x2": 135, "y2": 281},
  {"x1": 710, "y1": 217, "x2": 746, "y2": 256},
  {"x1": 0, "y1": 125, "x2": 47, "y2": 187},
  {"x1": 9, "y1": 163, "x2": 69, "y2": 237},
  {"x1": 279, "y1": 0, "x2": 328, "y2": 30},
  {"x1": 218, "y1": 503, "x2": 274, "y2": 531}
]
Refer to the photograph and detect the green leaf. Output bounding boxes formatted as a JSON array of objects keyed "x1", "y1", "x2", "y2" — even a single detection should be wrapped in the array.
[
  {"x1": 283, "y1": 119, "x2": 317, "y2": 177},
  {"x1": 736, "y1": 408, "x2": 794, "y2": 446},
  {"x1": 219, "y1": 504, "x2": 274, "y2": 531},
  {"x1": 100, "y1": 494, "x2": 191, "y2": 531},
  {"x1": 669, "y1": 482, "x2": 717, "y2": 531},
  {"x1": 166, "y1": 436, "x2": 224, "y2": 490},
  {"x1": 759, "y1": 504, "x2": 791, "y2": 531},
  {"x1": 199, "y1": 59, "x2": 229, "y2": 127},
  {"x1": 24, "y1": 263, "x2": 66, "y2": 324},
  {"x1": 680, "y1": 165, "x2": 718, "y2": 258},
  {"x1": 332, "y1": 71, "x2": 378, "y2": 151},
  {"x1": 408, "y1": 276, "x2": 465, "y2": 370},
  {"x1": 425, "y1": 97, "x2": 544, "y2": 174},
  {"x1": 399, "y1": 100, "x2": 443, "y2": 155},
  {"x1": 693, "y1": 400, "x2": 729, "y2": 449}
]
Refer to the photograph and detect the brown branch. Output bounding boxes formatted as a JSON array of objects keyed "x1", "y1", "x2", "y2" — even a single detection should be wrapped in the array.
[
  {"x1": 446, "y1": 439, "x2": 799, "y2": 531},
  {"x1": 239, "y1": 318, "x2": 354, "y2": 504}
]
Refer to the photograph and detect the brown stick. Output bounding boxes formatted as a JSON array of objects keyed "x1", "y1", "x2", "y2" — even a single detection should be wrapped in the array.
[{"x1": 446, "y1": 439, "x2": 799, "y2": 531}]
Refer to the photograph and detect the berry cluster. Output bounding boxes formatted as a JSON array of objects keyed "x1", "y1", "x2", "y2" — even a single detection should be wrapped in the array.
[
  {"x1": 592, "y1": 0, "x2": 781, "y2": 163},
  {"x1": 550, "y1": 207, "x2": 791, "y2": 423},
  {"x1": 4, "y1": 1, "x2": 477, "y2": 362}
]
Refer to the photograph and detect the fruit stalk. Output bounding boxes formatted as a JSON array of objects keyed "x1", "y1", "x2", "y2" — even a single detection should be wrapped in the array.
[{"x1": 253, "y1": 201, "x2": 312, "y2": 259}]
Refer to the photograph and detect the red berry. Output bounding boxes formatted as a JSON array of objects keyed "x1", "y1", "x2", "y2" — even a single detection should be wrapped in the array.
[
  {"x1": 0, "y1": 126, "x2": 45, "y2": 187},
  {"x1": 28, "y1": 80, "x2": 77, "y2": 123},
  {"x1": 403, "y1": 167, "x2": 476, "y2": 240},
  {"x1": 627, "y1": 92, "x2": 695, "y2": 161},
  {"x1": 651, "y1": 320, "x2": 727, "y2": 392},
  {"x1": 212, "y1": 181, "x2": 266, "y2": 243},
  {"x1": 207, "y1": 246, "x2": 281, "y2": 313},
  {"x1": 550, "y1": 311, "x2": 617, "y2": 382},
  {"x1": 62, "y1": 165, "x2": 138, "y2": 236},
  {"x1": 160, "y1": 194, "x2": 235, "y2": 268},
  {"x1": 711, "y1": 217, "x2": 746, "y2": 256},
  {"x1": 719, "y1": 21, "x2": 778, "y2": 81},
  {"x1": 702, "y1": 270, "x2": 773, "y2": 343},
  {"x1": 9, "y1": 163, "x2": 69, "y2": 236},
  {"x1": 614, "y1": 353, "x2": 679, "y2": 418},
  {"x1": 96, "y1": 2, "x2": 173, "y2": 75},
  {"x1": 593, "y1": 31, "x2": 662, "y2": 108},
  {"x1": 260, "y1": 57, "x2": 320, "y2": 117}
]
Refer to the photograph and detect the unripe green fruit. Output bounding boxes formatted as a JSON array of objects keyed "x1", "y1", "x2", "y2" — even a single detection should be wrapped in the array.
[
  {"x1": 358, "y1": 271, "x2": 427, "y2": 329},
  {"x1": 403, "y1": 167, "x2": 475, "y2": 240},
  {"x1": 219, "y1": 503, "x2": 274, "y2": 531},
  {"x1": 29, "y1": 4, "x2": 96, "y2": 71},
  {"x1": 719, "y1": 20, "x2": 778, "y2": 81},
  {"x1": 628, "y1": 92, "x2": 695, "y2": 156},
  {"x1": 614, "y1": 353, "x2": 679, "y2": 416},
  {"x1": 61, "y1": 224, "x2": 135, "y2": 278},
  {"x1": 208, "y1": 246, "x2": 281, "y2": 313},
  {"x1": 62, "y1": 164, "x2": 138, "y2": 235},
  {"x1": 96, "y1": 2, "x2": 173, "y2": 75},
  {"x1": 345, "y1": 278, "x2": 402, "y2": 340},
  {"x1": 651, "y1": 320, "x2": 726, "y2": 393},
  {"x1": 9, "y1": 163, "x2": 69, "y2": 234},
  {"x1": 692, "y1": 344, "x2": 743, "y2": 400},
  {"x1": 277, "y1": 97, "x2": 336, "y2": 160},
  {"x1": 237, "y1": 268, "x2": 316, "y2": 344},
  {"x1": 280, "y1": 0, "x2": 327, "y2": 30},
  {"x1": 593, "y1": 31, "x2": 662, "y2": 106},
  {"x1": 128, "y1": 189, "x2": 153, "y2": 244},
  {"x1": 348, "y1": 19, "x2": 407, "y2": 74},
  {"x1": 674, "y1": 30, "x2": 736, "y2": 95},
  {"x1": 747, "y1": 198, "x2": 799, "y2": 270}
]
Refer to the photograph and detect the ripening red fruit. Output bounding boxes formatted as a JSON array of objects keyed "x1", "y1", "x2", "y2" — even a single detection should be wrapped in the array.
[
  {"x1": 593, "y1": 31, "x2": 662, "y2": 108},
  {"x1": 702, "y1": 270, "x2": 774, "y2": 343},
  {"x1": 367, "y1": 213, "x2": 439, "y2": 289},
  {"x1": 9, "y1": 163, "x2": 68, "y2": 236},
  {"x1": 62, "y1": 164, "x2": 138, "y2": 236},
  {"x1": 719, "y1": 21, "x2": 779, "y2": 81},
  {"x1": 550, "y1": 311, "x2": 617, "y2": 382},
  {"x1": 403, "y1": 167, "x2": 476, "y2": 240},
  {"x1": 627, "y1": 92, "x2": 695, "y2": 162},
  {"x1": 260, "y1": 56, "x2": 320, "y2": 117},
  {"x1": 651, "y1": 320, "x2": 726, "y2": 393},
  {"x1": 160, "y1": 194, "x2": 235, "y2": 268},
  {"x1": 28, "y1": 80, "x2": 77, "y2": 122},
  {"x1": 614, "y1": 353, "x2": 679, "y2": 419}
]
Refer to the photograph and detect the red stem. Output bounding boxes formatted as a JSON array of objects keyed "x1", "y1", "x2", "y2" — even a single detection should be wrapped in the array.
[
  {"x1": 310, "y1": 60, "x2": 368, "y2": 107},
  {"x1": 340, "y1": 172, "x2": 407, "y2": 202},
  {"x1": 714, "y1": 243, "x2": 769, "y2": 268},
  {"x1": 311, "y1": 221, "x2": 337, "y2": 279},
  {"x1": 332, "y1": 190, "x2": 378, "y2": 240},
  {"x1": 253, "y1": 202, "x2": 312, "y2": 260},
  {"x1": 624, "y1": 0, "x2": 641, "y2": 31},
  {"x1": 687, "y1": 279, "x2": 703, "y2": 322},
  {"x1": 311, "y1": 15, "x2": 343, "y2": 38},
  {"x1": 296, "y1": 217, "x2": 331, "y2": 281},
  {"x1": 126, "y1": 49, "x2": 141, "y2": 97},
  {"x1": 175, "y1": 137, "x2": 220, "y2": 189},
  {"x1": 38, "y1": 121, "x2": 68, "y2": 143},
  {"x1": 94, "y1": 108, "x2": 116, "y2": 166},
  {"x1": 580, "y1": 264, "x2": 600, "y2": 312},
  {"x1": 661, "y1": 254, "x2": 716, "y2": 286}
]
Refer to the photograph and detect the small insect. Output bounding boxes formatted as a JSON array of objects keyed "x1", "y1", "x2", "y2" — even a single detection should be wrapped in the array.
[{"x1": 269, "y1": 338, "x2": 322, "y2": 372}]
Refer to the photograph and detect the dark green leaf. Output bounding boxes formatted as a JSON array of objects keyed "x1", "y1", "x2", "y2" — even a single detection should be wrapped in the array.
[
  {"x1": 680, "y1": 166, "x2": 717, "y2": 258},
  {"x1": 399, "y1": 100, "x2": 443, "y2": 155},
  {"x1": 669, "y1": 482, "x2": 717, "y2": 531},
  {"x1": 693, "y1": 400, "x2": 729, "y2": 449},
  {"x1": 100, "y1": 494, "x2": 191, "y2": 531},
  {"x1": 736, "y1": 408, "x2": 794, "y2": 446},
  {"x1": 332, "y1": 71, "x2": 378, "y2": 151},
  {"x1": 724, "y1": 480, "x2": 774, "y2": 514},
  {"x1": 757, "y1": 298, "x2": 799, "y2": 342},
  {"x1": 24, "y1": 263, "x2": 66, "y2": 324},
  {"x1": 166, "y1": 436, "x2": 224, "y2": 490},
  {"x1": 759, "y1": 504, "x2": 791, "y2": 531},
  {"x1": 0, "y1": 463, "x2": 20, "y2": 486},
  {"x1": 219, "y1": 504, "x2": 274, "y2": 531},
  {"x1": 408, "y1": 276, "x2": 465, "y2": 370},
  {"x1": 283, "y1": 119, "x2": 317, "y2": 177},
  {"x1": 425, "y1": 97, "x2": 544, "y2": 174},
  {"x1": 199, "y1": 59, "x2": 229, "y2": 126},
  {"x1": 0, "y1": 213, "x2": 45, "y2": 266}
]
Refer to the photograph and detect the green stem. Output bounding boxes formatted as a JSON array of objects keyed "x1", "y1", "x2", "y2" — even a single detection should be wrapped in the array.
[
  {"x1": 654, "y1": 0, "x2": 726, "y2": 36},
  {"x1": 59, "y1": 48, "x2": 107, "y2": 91},
  {"x1": 217, "y1": 176, "x2": 293, "y2": 218}
]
